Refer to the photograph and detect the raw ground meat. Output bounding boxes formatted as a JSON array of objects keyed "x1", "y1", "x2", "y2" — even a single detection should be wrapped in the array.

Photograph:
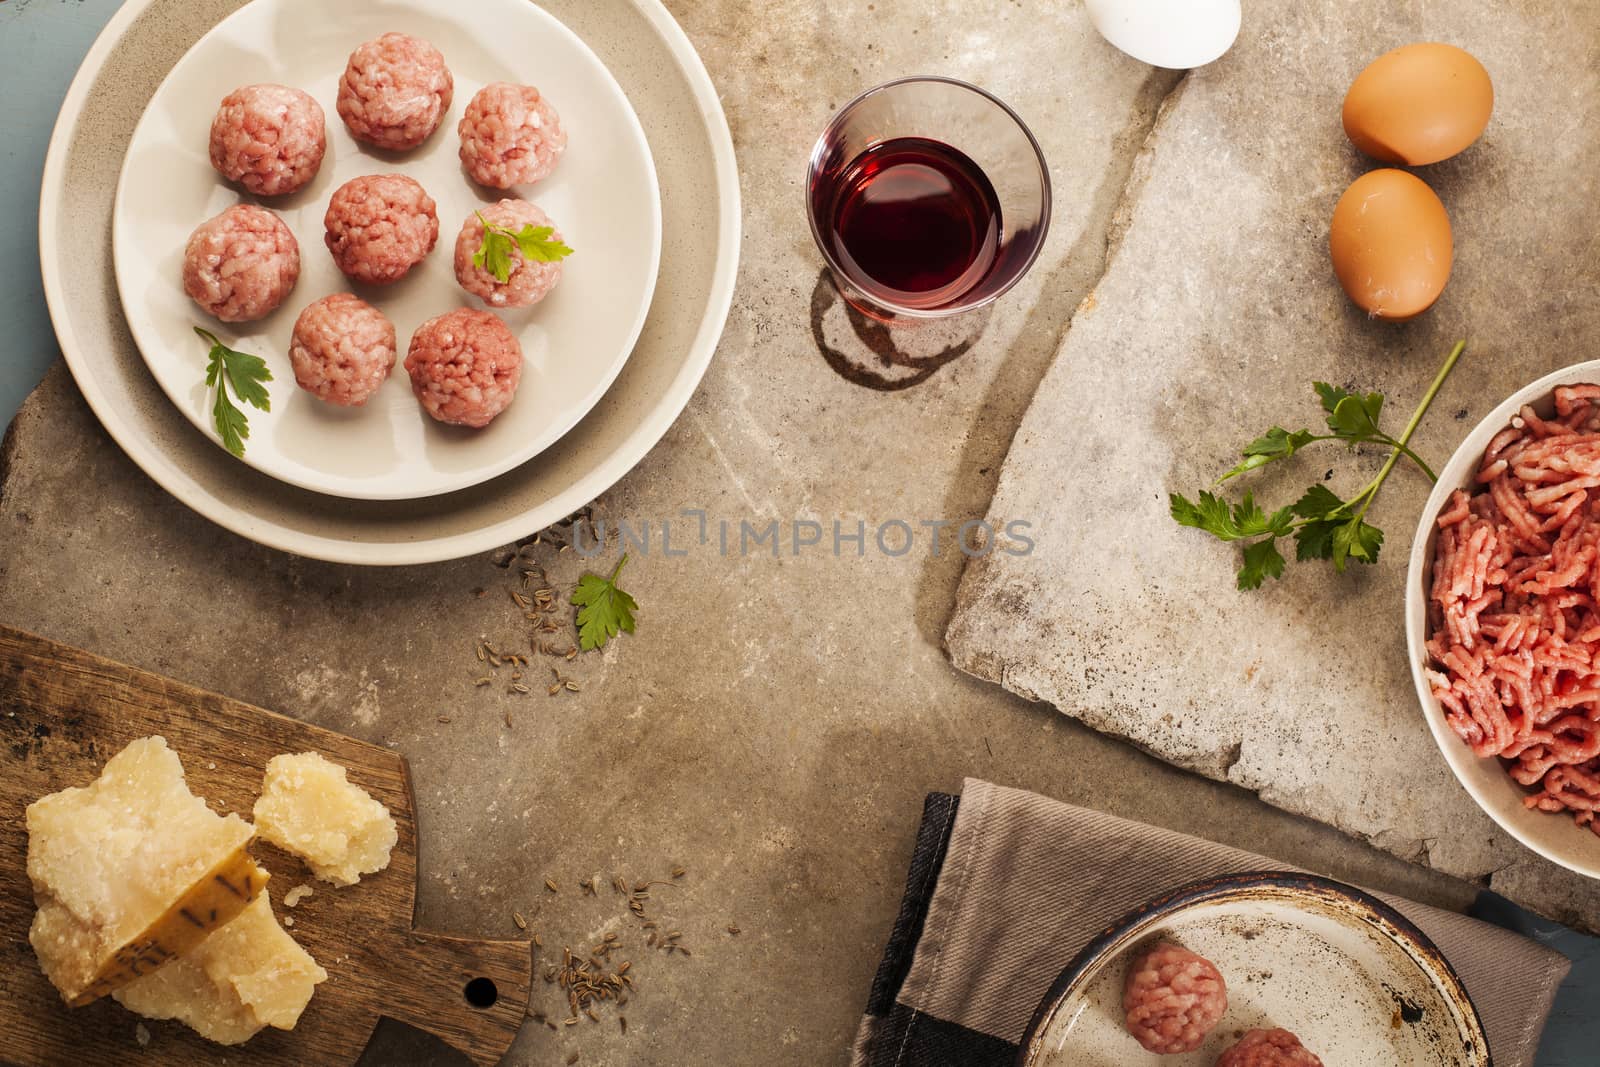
[
  {"x1": 182, "y1": 205, "x2": 300, "y2": 323},
  {"x1": 1215, "y1": 1028, "x2": 1323, "y2": 1067},
  {"x1": 288, "y1": 294, "x2": 396, "y2": 407},
  {"x1": 453, "y1": 199, "x2": 566, "y2": 308},
  {"x1": 404, "y1": 308, "x2": 522, "y2": 428},
  {"x1": 323, "y1": 174, "x2": 439, "y2": 285},
  {"x1": 458, "y1": 82, "x2": 566, "y2": 188},
  {"x1": 1122, "y1": 942, "x2": 1228, "y2": 1054},
  {"x1": 1427, "y1": 386, "x2": 1600, "y2": 836},
  {"x1": 336, "y1": 33, "x2": 453, "y2": 150},
  {"x1": 208, "y1": 84, "x2": 326, "y2": 196}
]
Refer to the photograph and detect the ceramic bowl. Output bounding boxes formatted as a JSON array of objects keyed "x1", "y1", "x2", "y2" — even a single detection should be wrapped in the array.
[
  {"x1": 1404, "y1": 360, "x2": 1600, "y2": 880},
  {"x1": 1018, "y1": 871, "x2": 1488, "y2": 1067}
]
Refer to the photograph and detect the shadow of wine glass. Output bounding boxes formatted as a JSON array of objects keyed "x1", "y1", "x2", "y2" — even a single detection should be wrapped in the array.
[{"x1": 808, "y1": 269, "x2": 990, "y2": 392}]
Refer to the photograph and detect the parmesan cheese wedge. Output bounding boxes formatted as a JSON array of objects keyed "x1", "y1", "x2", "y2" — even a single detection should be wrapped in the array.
[
  {"x1": 253, "y1": 752, "x2": 397, "y2": 887},
  {"x1": 26, "y1": 736, "x2": 265, "y2": 1006},
  {"x1": 114, "y1": 892, "x2": 328, "y2": 1044}
]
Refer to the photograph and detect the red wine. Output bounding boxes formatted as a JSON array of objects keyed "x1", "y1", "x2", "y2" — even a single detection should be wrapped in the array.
[{"x1": 824, "y1": 137, "x2": 1002, "y2": 310}]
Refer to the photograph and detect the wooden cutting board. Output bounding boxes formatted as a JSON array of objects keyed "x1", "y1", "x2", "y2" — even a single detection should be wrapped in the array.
[{"x1": 0, "y1": 626, "x2": 532, "y2": 1066}]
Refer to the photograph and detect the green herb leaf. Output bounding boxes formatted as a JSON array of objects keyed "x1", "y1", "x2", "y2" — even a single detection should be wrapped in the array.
[
  {"x1": 1292, "y1": 518, "x2": 1340, "y2": 562},
  {"x1": 1328, "y1": 394, "x2": 1382, "y2": 439},
  {"x1": 1170, "y1": 491, "x2": 1291, "y2": 542},
  {"x1": 1331, "y1": 517, "x2": 1384, "y2": 571},
  {"x1": 513, "y1": 225, "x2": 575, "y2": 263},
  {"x1": 1218, "y1": 426, "x2": 1317, "y2": 482},
  {"x1": 1238, "y1": 539, "x2": 1287, "y2": 590},
  {"x1": 571, "y1": 554, "x2": 638, "y2": 651},
  {"x1": 1290, "y1": 483, "x2": 1345, "y2": 520},
  {"x1": 194, "y1": 327, "x2": 272, "y2": 458},
  {"x1": 473, "y1": 213, "x2": 574, "y2": 284}
]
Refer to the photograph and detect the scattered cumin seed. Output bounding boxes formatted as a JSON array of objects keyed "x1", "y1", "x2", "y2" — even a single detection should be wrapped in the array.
[
  {"x1": 513, "y1": 683, "x2": 531, "y2": 694},
  {"x1": 546, "y1": 1021, "x2": 559, "y2": 1031},
  {"x1": 567, "y1": 1054, "x2": 579, "y2": 1065},
  {"x1": 634, "y1": 882, "x2": 649, "y2": 893},
  {"x1": 513, "y1": 911, "x2": 527, "y2": 930},
  {"x1": 565, "y1": 648, "x2": 579, "y2": 660},
  {"x1": 620, "y1": 1015, "x2": 628, "y2": 1034},
  {"x1": 727, "y1": 924, "x2": 741, "y2": 935},
  {"x1": 545, "y1": 878, "x2": 559, "y2": 893},
  {"x1": 436, "y1": 715, "x2": 452, "y2": 724},
  {"x1": 678, "y1": 946, "x2": 692, "y2": 957},
  {"x1": 585, "y1": 1009, "x2": 600, "y2": 1023},
  {"x1": 564, "y1": 1017, "x2": 578, "y2": 1027},
  {"x1": 565, "y1": 681, "x2": 581, "y2": 692},
  {"x1": 671, "y1": 866, "x2": 686, "y2": 879},
  {"x1": 476, "y1": 644, "x2": 487, "y2": 662},
  {"x1": 604, "y1": 932, "x2": 618, "y2": 942},
  {"x1": 617, "y1": 961, "x2": 631, "y2": 973},
  {"x1": 505, "y1": 710, "x2": 514, "y2": 729},
  {"x1": 549, "y1": 684, "x2": 563, "y2": 696},
  {"x1": 613, "y1": 875, "x2": 628, "y2": 894},
  {"x1": 474, "y1": 676, "x2": 492, "y2": 687}
]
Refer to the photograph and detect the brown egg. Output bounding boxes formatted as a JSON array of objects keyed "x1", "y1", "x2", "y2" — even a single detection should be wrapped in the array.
[
  {"x1": 1329, "y1": 169, "x2": 1453, "y2": 321},
  {"x1": 1343, "y1": 43, "x2": 1493, "y2": 165}
]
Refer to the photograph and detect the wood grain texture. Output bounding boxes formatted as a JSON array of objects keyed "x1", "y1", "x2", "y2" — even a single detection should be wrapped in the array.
[{"x1": 0, "y1": 626, "x2": 531, "y2": 1066}]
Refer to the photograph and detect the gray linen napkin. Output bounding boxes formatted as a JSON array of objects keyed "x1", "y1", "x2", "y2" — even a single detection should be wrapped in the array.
[{"x1": 854, "y1": 779, "x2": 1571, "y2": 1066}]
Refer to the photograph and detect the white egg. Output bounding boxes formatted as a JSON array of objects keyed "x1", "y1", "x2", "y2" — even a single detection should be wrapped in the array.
[{"x1": 1085, "y1": 0, "x2": 1241, "y2": 69}]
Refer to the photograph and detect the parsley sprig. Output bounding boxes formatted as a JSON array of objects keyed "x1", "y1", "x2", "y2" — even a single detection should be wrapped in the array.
[
  {"x1": 1171, "y1": 340, "x2": 1466, "y2": 590},
  {"x1": 195, "y1": 327, "x2": 272, "y2": 458},
  {"x1": 472, "y1": 212, "x2": 574, "y2": 284},
  {"x1": 571, "y1": 553, "x2": 638, "y2": 651}
]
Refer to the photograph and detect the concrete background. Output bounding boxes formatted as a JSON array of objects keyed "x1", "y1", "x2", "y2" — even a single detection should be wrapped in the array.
[{"x1": 0, "y1": 1, "x2": 1596, "y2": 1064}]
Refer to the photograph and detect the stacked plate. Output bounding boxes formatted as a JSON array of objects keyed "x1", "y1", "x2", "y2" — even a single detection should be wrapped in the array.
[{"x1": 41, "y1": 0, "x2": 739, "y2": 564}]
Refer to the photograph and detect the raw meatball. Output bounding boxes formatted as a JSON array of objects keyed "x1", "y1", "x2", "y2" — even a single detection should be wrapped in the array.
[
  {"x1": 1216, "y1": 1029, "x2": 1324, "y2": 1067},
  {"x1": 208, "y1": 84, "x2": 326, "y2": 196},
  {"x1": 323, "y1": 174, "x2": 439, "y2": 285},
  {"x1": 404, "y1": 308, "x2": 522, "y2": 428},
  {"x1": 1123, "y1": 942, "x2": 1228, "y2": 1055},
  {"x1": 458, "y1": 82, "x2": 566, "y2": 188},
  {"x1": 182, "y1": 205, "x2": 300, "y2": 322},
  {"x1": 453, "y1": 199, "x2": 566, "y2": 308},
  {"x1": 288, "y1": 294, "x2": 396, "y2": 407},
  {"x1": 336, "y1": 33, "x2": 453, "y2": 150}
]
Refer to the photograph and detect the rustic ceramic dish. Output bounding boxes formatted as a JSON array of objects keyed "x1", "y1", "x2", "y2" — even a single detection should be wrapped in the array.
[
  {"x1": 1018, "y1": 871, "x2": 1489, "y2": 1067},
  {"x1": 1405, "y1": 360, "x2": 1600, "y2": 880},
  {"x1": 40, "y1": 0, "x2": 738, "y2": 562}
]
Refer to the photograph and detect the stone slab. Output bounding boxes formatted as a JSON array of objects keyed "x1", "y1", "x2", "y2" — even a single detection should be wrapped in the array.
[
  {"x1": 947, "y1": 0, "x2": 1600, "y2": 931},
  {"x1": 0, "y1": 2, "x2": 1489, "y2": 1063}
]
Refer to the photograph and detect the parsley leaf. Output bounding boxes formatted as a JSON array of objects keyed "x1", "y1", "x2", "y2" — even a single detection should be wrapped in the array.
[
  {"x1": 473, "y1": 212, "x2": 575, "y2": 284},
  {"x1": 571, "y1": 553, "x2": 638, "y2": 651},
  {"x1": 1171, "y1": 341, "x2": 1467, "y2": 590},
  {"x1": 1290, "y1": 483, "x2": 1345, "y2": 519},
  {"x1": 195, "y1": 327, "x2": 271, "y2": 458},
  {"x1": 1169, "y1": 491, "x2": 1292, "y2": 541},
  {"x1": 1218, "y1": 426, "x2": 1317, "y2": 482},
  {"x1": 1238, "y1": 539, "x2": 1286, "y2": 590}
]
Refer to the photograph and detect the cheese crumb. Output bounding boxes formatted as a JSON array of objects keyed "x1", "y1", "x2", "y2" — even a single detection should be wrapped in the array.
[
  {"x1": 283, "y1": 884, "x2": 314, "y2": 908},
  {"x1": 135, "y1": 1023, "x2": 150, "y2": 1047},
  {"x1": 25, "y1": 736, "x2": 263, "y2": 1005},
  {"x1": 253, "y1": 753, "x2": 397, "y2": 887},
  {"x1": 114, "y1": 893, "x2": 326, "y2": 1045}
]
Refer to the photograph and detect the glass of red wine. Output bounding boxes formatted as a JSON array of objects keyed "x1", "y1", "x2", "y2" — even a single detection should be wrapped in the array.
[{"x1": 807, "y1": 76, "x2": 1051, "y2": 323}]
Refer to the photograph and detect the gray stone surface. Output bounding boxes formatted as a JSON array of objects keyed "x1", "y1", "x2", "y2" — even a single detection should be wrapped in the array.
[
  {"x1": 947, "y1": 1, "x2": 1600, "y2": 931},
  {"x1": 0, "y1": 2, "x2": 1503, "y2": 1064}
]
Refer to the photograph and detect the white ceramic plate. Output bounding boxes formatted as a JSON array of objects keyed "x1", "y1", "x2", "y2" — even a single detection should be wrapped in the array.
[
  {"x1": 1405, "y1": 361, "x2": 1600, "y2": 880},
  {"x1": 41, "y1": 0, "x2": 736, "y2": 563},
  {"x1": 1021, "y1": 873, "x2": 1488, "y2": 1067},
  {"x1": 112, "y1": 0, "x2": 662, "y2": 500}
]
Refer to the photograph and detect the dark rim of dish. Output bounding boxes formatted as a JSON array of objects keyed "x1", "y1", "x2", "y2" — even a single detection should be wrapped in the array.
[{"x1": 1013, "y1": 869, "x2": 1491, "y2": 1067}]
